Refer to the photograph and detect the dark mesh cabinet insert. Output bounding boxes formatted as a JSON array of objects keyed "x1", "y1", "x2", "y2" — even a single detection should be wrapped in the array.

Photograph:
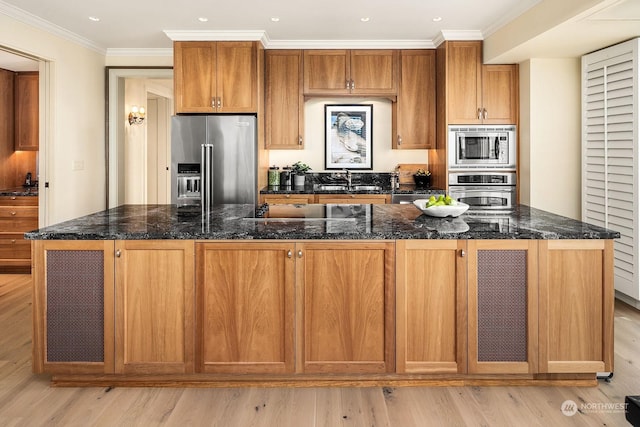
[
  {"x1": 46, "y1": 250, "x2": 104, "y2": 363},
  {"x1": 477, "y1": 249, "x2": 527, "y2": 362}
]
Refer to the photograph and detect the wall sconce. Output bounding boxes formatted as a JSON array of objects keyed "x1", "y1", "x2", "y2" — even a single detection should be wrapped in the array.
[{"x1": 128, "y1": 106, "x2": 145, "y2": 125}]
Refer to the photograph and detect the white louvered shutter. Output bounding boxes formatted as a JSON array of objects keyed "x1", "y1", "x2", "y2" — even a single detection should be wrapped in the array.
[{"x1": 582, "y1": 39, "x2": 639, "y2": 300}]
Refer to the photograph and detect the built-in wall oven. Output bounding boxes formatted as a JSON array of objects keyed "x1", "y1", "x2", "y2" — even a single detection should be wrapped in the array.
[
  {"x1": 448, "y1": 125, "x2": 516, "y2": 169},
  {"x1": 448, "y1": 171, "x2": 516, "y2": 211}
]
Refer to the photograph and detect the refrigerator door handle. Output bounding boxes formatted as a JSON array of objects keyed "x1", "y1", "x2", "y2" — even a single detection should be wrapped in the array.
[{"x1": 201, "y1": 143, "x2": 214, "y2": 212}]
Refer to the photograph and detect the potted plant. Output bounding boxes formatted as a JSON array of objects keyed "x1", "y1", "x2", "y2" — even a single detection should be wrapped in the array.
[
  {"x1": 413, "y1": 168, "x2": 432, "y2": 188},
  {"x1": 291, "y1": 161, "x2": 311, "y2": 186}
]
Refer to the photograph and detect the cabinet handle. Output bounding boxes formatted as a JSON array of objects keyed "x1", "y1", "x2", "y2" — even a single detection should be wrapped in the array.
[
  {"x1": 351, "y1": 80, "x2": 355, "y2": 90},
  {"x1": 218, "y1": 97, "x2": 222, "y2": 109},
  {"x1": 287, "y1": 250, "x2": 293, "y2": 258},
  {"x1": 346, "y1": 80, "x2": 350, "y2": 89},
  {"x1": 10, "y1": 196, "x2": 16, "y2": 200},
  {"x1": 297, "y1": 250, "x2": 303, "y2": 258},
  {"x1": 460, "y1": 249, "x2": 466, "y2": 257},
  {"x1": 483, "y1": 108, "x2": 488, "y2": 119},
  {"x1": 298, "y1": 136, "x2": 303, "y2": 145},
  {"x1": 115, "y1": 249, "x2": 121, "y2": 258},
  {"x1": 477, "y1": 108, "x2": 482, "y2": 120},
  {"x1": 211, "y1": 97, "x2": 215, "y2": 109},
  {"x1": 11, "y1": 239, "x2": 16, "y2": 244},
  {"x1": 285, "y1": 194, "x2": 290, "y2": 198},
  {"x1": 10, "y1": 211, "x2": 16, "y2": 216},
  {"x1": 397, "y1": 135, "x2": 402, "y2": 146}
]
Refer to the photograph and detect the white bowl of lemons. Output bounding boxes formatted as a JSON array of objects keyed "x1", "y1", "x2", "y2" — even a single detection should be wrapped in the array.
[{"x1": 413, "y1": 195, "x2": 469, "y2": 218}]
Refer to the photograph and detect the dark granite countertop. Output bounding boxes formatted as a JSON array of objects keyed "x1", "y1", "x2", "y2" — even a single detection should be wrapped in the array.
[
  {"x1": 0, "y1": 187, "x2": 39, "y2": 197},
  {"x1": 25, "y1": 203, "x2": 620, "y2": 241},
  {"x1": 260, "y1": 184, "x2": 442, "y2": 195}
]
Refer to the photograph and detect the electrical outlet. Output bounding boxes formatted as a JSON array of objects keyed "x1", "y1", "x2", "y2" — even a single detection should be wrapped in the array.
[{"x1": 72, "y1": 160, "x2": 84, "y2": 171}]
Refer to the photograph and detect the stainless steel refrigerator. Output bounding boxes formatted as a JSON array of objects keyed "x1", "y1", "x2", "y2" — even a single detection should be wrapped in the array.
[{"x1": 171, "y1": 115, "x2": 257, "y2": 207}]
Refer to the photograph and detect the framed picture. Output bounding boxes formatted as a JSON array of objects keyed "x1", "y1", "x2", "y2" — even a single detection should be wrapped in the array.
[{"x1": 324, "y1": 104, "x2": 373, "y2": 170}]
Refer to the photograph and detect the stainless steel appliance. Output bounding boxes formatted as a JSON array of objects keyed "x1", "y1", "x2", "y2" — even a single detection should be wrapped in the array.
[
  {"x1": 171, "y1": 115, "x2": 257, "y2": 207},
  {"x1": 448, "y1": 125, "x2": 516, "y2": 169},
  {"x1": 448, "y1": 171, "x2": 516, "y2": 211}
]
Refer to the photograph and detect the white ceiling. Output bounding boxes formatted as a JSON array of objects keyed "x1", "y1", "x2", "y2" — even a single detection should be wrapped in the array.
[{"x1": 0, "y1": 0, "x2": 639, "y2": 64}]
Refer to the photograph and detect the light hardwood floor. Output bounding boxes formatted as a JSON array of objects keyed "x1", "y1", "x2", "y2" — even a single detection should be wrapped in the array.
[{"x1": 1, "y1": 273, "x2": 638, "y2": 426}]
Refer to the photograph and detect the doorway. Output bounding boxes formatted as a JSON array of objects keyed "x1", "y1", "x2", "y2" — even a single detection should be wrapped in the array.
[{"x1": 106, "y1": 67, "x2": 173, "y2": 208}]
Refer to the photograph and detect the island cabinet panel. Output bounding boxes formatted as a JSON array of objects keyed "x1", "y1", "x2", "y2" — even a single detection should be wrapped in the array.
[
  {"x1": 195, "y1": 242, "x2": 295, "y2": 373},
  {"x1": 396, "y1": 240, "x2": 467, "y2": 374},
  {"x1": 315, "y1": 194, "x2": 390, "y2": 204},
  {"x1": 297, "y1": 241, "x2": 395, "y2": 373},
  {"x1": 32, "y1": 241, "x2": 115, "y2": 374},
  {"x1": 114, "y1": 240, "x2": 195, "y2": 374},
  {"x1": 467, "y1": 240, "x2": 538, "y2": 374},
  {"x1": 261, "y1": 194, "x2": 315, "y2": 205},
  {"x1": 538, "y1": 240, "x2": 614, "y2": 374},
  {"x1": 174, "y1": 41, "x2": 257, "y2": 113}
]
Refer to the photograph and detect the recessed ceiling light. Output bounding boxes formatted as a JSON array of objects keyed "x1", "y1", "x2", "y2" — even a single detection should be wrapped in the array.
[
  {"x1": 360, "y1": 17, "x2": 370, "y2": 22},
  {"x1": 88, "y1": 16, "x2": 100, "y2": 22},
  {"x1": 432, "y1": 16, "x2": 442, "y2": 22},
  {"x1": 198, "y1": 17, "x2": 209, "y2": 22},
  {"x1": 271, "y1": 17, "x2": 280, "y2": 22}
]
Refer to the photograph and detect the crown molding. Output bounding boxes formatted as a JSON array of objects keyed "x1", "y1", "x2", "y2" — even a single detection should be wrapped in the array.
[
  {"x1": 0, "y1": 0, "x2": 106, "y2": 54},
  {"x1": 163, "y1": 30, "x2": 267, "y2": 42},
  {"x1": 265, "y1": 39, "x2": 435, "y2": 49},
  {"x1": 106, "y1": 48, "x2": 173, "y2": 57}
]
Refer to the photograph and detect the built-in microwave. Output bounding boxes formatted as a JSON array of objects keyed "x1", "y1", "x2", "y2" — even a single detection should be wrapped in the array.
[{"x1": 448, "y1": 125, "x2": 516, "y2": 169}]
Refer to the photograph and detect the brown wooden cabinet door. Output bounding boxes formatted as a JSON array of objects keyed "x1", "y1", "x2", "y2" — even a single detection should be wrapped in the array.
[
  {"x1": 303, "y1": 50, "x2": 350, "y2": 95},
  {"x1": 467, "y1": 240, "x2": 538, "y2": 374},
  {"x1": 349, "y1": 50, "x2": 397, "y2": 96},
  {"x1": 216, "y1": 41, "x2": 257, "y2": 112},
  {"x1": 32, "y1": 240, "x2": 115, "y2": 375},
  {"x1": 115, "y1": 240, "x2": 195, "y2": 374},
  {"x1": 196, "y1": 242, "x2": 295, "y2": 373},
  {"x1": 174, "y1": 41, "x2": 217, "y2": 113},
  {"x1": 393, "y1": 50, "x2": 435, "y2": 149},
  {"x1": 315, "y1": 194, "x2": 389, "y2": 204},
  {"x1": 261, "y1": 194, "x2": 314, "y2": 205},
  {"x1": 14, "y1": 72, "x2": 38, "y2": 151},
  {"x1": 265, "y1": 50, "x2": 304, "y2": 149},
  {"x1": 447, "y1": 41, "x2": 483, "y2": 124},
  {"x1": 482, "y1": 64, "x2": 519, "y2": 124},
  {"x1": 396, "y1": 240, "x2": 467, "y2": 373},
  {"x1": 297, "y1": 241, "x2": 395, "y2": 373},
  {"x1": 539, "y1": 240, "x2": 614, "y2": 374}
]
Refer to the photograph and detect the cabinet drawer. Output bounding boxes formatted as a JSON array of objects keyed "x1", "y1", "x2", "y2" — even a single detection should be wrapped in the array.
[
  {"x1": 0, "y1": 206, "x2": 38, "y2": 218},
  {"x1": 0, "y1": 234, "x2": 31, "y2": 259},
  {"x1": 0, "y1": 196, "x2": 38, "y2": 206}
]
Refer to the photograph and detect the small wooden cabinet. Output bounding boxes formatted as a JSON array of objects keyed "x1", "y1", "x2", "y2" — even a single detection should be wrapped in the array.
[
  {"x1": 393, "y1": 50, "x2": 436, "y2": 149},
  {"x1": 265, "y1": 50, "x2": 304, "y2": 149},
  {"x1": 14, "y1": 72, "x2": 38, "y2": 151},
  {"x1": 114, "y1": 240, "x2": 195, "y2": 374},
  {"x1": 396, "y1": 240, "x2": 467, "y2": 373},
  {"x1": 538, "y1": 240, "x2": 614, "y2": 374},
  {"x1": 297, "y1": 241, "x2": 395, "y2": 373},
  {"x1": 196, "y1": 242, "x2": 295, "y2": 373},
  {"x1": 315, "y1": 194, "x2": 390, "y2": 204},
  {"x1": 32, "y1": 240, "x2": 115, "y2": 374},
  {"x1": 303, "y1": 50, "x2": 397, "y2": 97},
  {"x1": 174, "y1": 41, "x2": 258, "y2": 113},
  {"x1": 467, "y1": 240, "x2": 538, "y2": 374},
  {"x1": 445, "y1": 41, "x2": 518, "y2": 125},
  {"x1": 261, "y1": 194, "x2": 315, "y2": 205},
  {"x1": 0, "y1": 195, "x2": 38, "y2": 271}
]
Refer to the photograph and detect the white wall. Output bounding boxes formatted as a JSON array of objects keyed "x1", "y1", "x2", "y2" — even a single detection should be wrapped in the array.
[
  {"x1": 519, "y1": 58, "x2": 581, "y2": 219},
  {"x1": 268, "y1": 98, "x2": 429, "y2": 173},
  {"x1": 0, "y1": 14, "x2": 106, "y2": 225}
]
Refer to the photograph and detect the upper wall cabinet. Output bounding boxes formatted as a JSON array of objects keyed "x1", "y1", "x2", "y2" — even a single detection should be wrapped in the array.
[
  {"x1": 445, "y1": 41, "x2": 518, "y2": 125},
  {"x1": 265, "y1": 50, "x2": 304, "y2": 149},
  {"x1": 303, "y1": 50, "x2": 398, "y2": 97},
  {"x1": 392, "y1": 50, "x2": 436, "y2": 149},
  {"x1": 174, "y1": 41, "x2": 258, "y2": 113},
  {"x1": 14, "y1": 72, "x2": 39, "y2": 151}
]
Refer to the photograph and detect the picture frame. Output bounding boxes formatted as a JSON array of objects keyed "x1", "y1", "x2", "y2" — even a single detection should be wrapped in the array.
[{"x1": 324, "y1": 104, "x2": 373, "y2": 170}]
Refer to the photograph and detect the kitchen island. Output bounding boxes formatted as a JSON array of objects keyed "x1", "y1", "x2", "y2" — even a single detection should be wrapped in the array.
[{"x1": 27, "y1": 204, "x2": 619, "y2": 387}]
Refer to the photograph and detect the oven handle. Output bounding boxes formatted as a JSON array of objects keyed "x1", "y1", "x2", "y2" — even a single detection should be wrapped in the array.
[{"x1": 449, "y1": 186, "x2": 515, "y2": 192}]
